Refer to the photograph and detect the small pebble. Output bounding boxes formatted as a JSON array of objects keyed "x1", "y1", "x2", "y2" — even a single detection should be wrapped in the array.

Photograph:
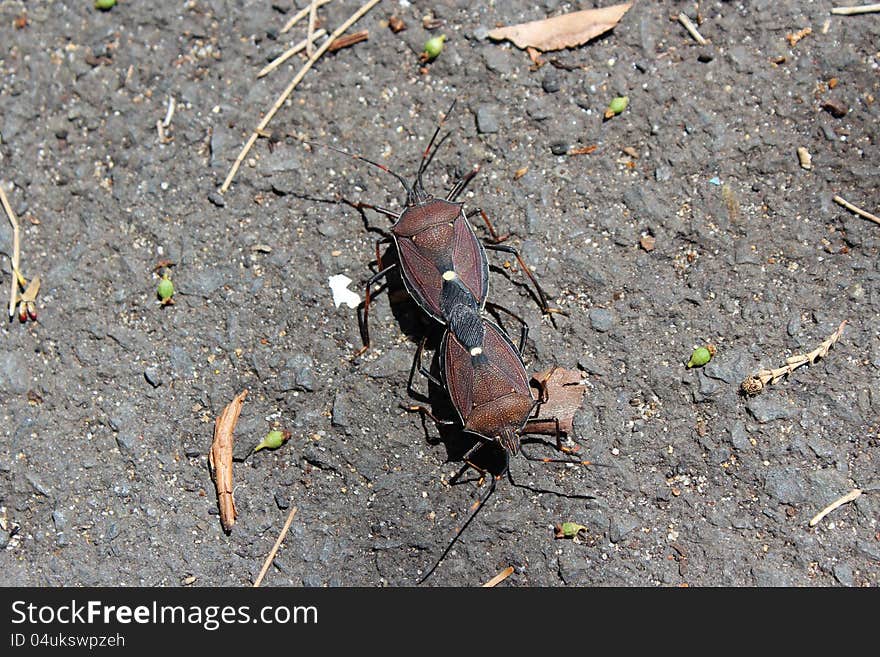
[
  {"x1": 144, "y1": 368, "x2": 162, "y2": 388},
  {"x1": 472, "y1": 26, "x2": 489, "y2": 40},
  {"x1": 542, "y1": 72, "x2": 560, "y2": 93},
  {"x1": 747, "y1": 398, "x2": 793, "y2": 423},
  {"x1": 475, "y1": 106, "x2": 499, "y2": 134},
  {"x1": 274, "y1": 491, "x2": 290, "y2": 510},
  {"x1": 589, "y1": 308, "x2": 614, "y2": 332}
]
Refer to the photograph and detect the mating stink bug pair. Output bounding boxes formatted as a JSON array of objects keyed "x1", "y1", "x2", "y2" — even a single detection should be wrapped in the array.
[{"x1": 321, "y1": 101, "x2": 592, "y2": 581}]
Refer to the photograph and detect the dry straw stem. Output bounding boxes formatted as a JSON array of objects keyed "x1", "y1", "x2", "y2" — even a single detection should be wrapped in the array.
[
  {"x1": 307, "y1": 0, "x2": 319, "y2": 57},
  {"x1": 281, "y1": 0, "x2": 333, "y2": 33},
  {"x1": 209, "y1": 389, "x2": 249, "y2": 532},
  {"x1": 482, "y1": 566, "x2": 515, "y2": 587},
  {"x1": 254, "y1": 506, "x2": 299, "y2": 587},
  {"x1": 833, "y1": 194, "x2": 880, "y2": 226},
  {"x1": 831, "y1": 3, "x2": 880, "y2": 15},
  {"x1": 678, "y1": 13, "x2": 707, "y2": 45},
  {"x1": 0, "y1": 184, "x2": 21, "y2": 319},
  {"x1": 257, "y1": 28, "x2": 328, "y2": 78},
  {"x1": 220, "y1": 0, "x2": 382, "y2": 194},
  {"x1": 740, "y1": 320, "x2": 847, "y2": 395},
  {"x1": 809, "y1": 489, "x2": 862, "y2": 527}
]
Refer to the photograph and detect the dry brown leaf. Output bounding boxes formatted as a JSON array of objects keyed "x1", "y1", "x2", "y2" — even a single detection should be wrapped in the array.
[
  {"x1": 209, "y1": 389, "x2": 248, "y2": 532},
  {"x1": 527, "y1": 366, "x2": 586, "y2": 436},
  {"x1": 487, "y1": 2, "x2": 633, "y2": 52}
]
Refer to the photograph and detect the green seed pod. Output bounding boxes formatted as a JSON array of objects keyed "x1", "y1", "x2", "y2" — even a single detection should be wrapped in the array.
[
  {"x1": 95, "y1": 0, "x2": 117, "y2": 10},
  {"x1": 687, "y1": 346, "x2": 712, "y2": 368},
  {"x1": 157, "y1": 275, "x2": 174, "y2": 303},
  {"x1": 255, "y1": 430, "x2": 290, "y2": 452},
  {"x1": 605, "y1": 96, "x2": 629, "y2": 118},
  {"x1": 555, "y1": 521, "x2": 588, "y2": 539},
  {"x1": 423, "y1": 34, "x2": 446, "y2": 60}
]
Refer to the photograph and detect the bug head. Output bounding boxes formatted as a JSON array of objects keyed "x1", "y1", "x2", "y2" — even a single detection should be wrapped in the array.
[{"x1": 497, "y1": 427, "x2": 521, "y2": 457}]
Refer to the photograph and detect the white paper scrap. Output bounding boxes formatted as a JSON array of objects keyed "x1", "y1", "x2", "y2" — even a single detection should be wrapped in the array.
[{"x1": 328, "y1": 274, "x2": 361, "y2": 309}]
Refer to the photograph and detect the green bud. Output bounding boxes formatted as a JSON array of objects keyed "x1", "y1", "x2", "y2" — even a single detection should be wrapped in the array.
[
  {"x1": 255, "y1": 430, "x2": 290, "y2": 452},
  {"x1": 95, "y1": 0, "x2": 117, "y2": 10},
  {"x1": 687, "y1": 346, "x2": 712, "y2": 368},
  {"x1": 605, "y1": 96, "x2": 629, "y2": 118},
  {"x1": 157, "y1": 275, "x2": 174, "y2": 303},
  {"x1": 555, "y1": 521, "x2": 588, "y2": 539},
  {"x1": 423, "y1": 34, "x2": 446, "y2": 60}
]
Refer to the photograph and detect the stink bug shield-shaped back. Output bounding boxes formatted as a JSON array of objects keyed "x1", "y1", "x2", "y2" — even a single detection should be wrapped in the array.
[
  {"x1": 408, "y1": 311, "x2": 591, "y2": 476},
  {"x1": 391, "y1": 196, "x2": 489, "y2": 329},
  {"x1": 442, "y1": 317, "x2": 552, "y2": 467}
]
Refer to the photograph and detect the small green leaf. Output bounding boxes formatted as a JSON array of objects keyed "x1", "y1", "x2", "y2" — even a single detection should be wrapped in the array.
[
  {"x1": 255, "y1": 430, "x2": 290, "y2": 452},
  {"x1": 687, "y1": 346, "x2": 712, "y2": 368},
  {"x1": 95, "y1": 0, "x2": 117, "y2": 10},
  {"x1": 423, "y1": 34, "x2": 446, "y2": 60}
]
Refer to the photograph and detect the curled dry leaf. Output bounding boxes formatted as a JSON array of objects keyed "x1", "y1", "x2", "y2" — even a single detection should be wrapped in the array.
[
  {"x1": 487, "y1": 2, "x2": 633, "y2": 52},
  {"x1": 740, "y1": 320, "x2": 847, "y2": 395},
  {"x1": 528, "y1": 366, "x2": 586, "y2": 436},
  {"x1": 210, "y1": 389, "x2": 248, "y2": 532}
]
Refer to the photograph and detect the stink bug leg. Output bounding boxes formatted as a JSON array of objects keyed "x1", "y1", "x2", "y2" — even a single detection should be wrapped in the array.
[
  {"x1": 354, "y1": 263, "x2": 396, "y2": 358},
  {"x1": 469, "y1": 208, "x2": 567, "y2": 321}
]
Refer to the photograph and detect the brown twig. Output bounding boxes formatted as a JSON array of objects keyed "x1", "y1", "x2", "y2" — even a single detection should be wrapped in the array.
[
  {"x1": 831, "y1": 3, "x2": 880, "y2": 15},
  {"x1": 254, "y1": 506, "x2": 299, "y2": 587},
  {"x1": 0, "y1": 184, "x2": 21, "y2": 319},
  {"x1": 809, "y1": 489, "x2": 862, "y2": 527},
  {"x1": 833, "y1": 194, "x2": 880, "y2": 226},
  {"x1": 257, "y1": 28, "x2": 328, "y2": 78},
  {"x1": 741, "y1": 320, "x2": 847, "y2": 395},
  {"x1": 220, "y1": 0, "x2": 382, "y2": 194},
  {"x1": 328, "y1": 30, "x2": 369, "y2": 52},
  {"x1": 281, "y1": 0, "x2": 332, "y2": 33},
  {"x1": 482, "y1": 566, "x2": 514, "y2": 587},
  {"x1": 209, "y1": 389, "x2": 248, "y2": 532},
  {"x1": 567, "y1": 144, "x2": 598, "y2": 156}
]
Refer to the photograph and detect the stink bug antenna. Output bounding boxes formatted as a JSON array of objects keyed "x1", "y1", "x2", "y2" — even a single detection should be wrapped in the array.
[
  {"x1": 414, "y1": 98, "x2": 458, "y2": 201},
  {"x1": 418, "y1": 475, "x2": 497, "y2": 585},
  {"x1": 310, "y1": 142, "x2": 415, "y2": 203}
]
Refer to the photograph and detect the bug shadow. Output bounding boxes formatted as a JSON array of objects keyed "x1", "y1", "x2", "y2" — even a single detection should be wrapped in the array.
[{"x1": 354, "y1": 243, "x2": 434, "y2": 349}]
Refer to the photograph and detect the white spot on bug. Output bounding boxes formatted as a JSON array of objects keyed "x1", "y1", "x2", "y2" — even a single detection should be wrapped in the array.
[
  {"x1": 328, "y1": 274, "x2": 361, "y2": 309},
  {"x1": 442, "y1": 270, "x2": 457, "y2": 281},
  {"x1": 470, "y1": 346, "x2": 483, "y2": 356}
]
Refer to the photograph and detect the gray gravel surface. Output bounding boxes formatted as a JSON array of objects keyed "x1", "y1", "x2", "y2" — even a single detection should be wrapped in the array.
[{"x1": 0, "y1": 1, "x2": 877, "y2": 587}]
